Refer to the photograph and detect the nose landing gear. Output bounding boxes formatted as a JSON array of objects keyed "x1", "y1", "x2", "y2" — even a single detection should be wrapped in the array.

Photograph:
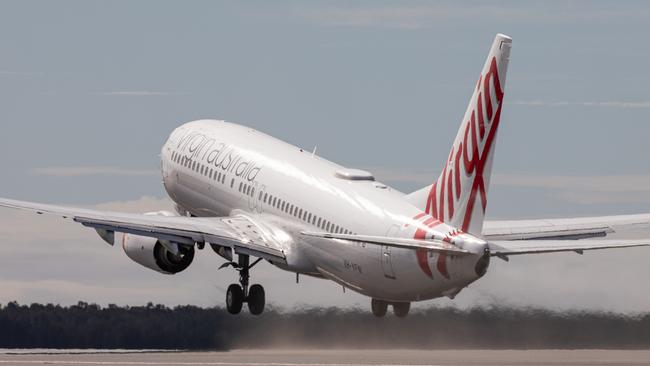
[{"x1": 222, "y1": 254, "x2": 265, "y2": 315}]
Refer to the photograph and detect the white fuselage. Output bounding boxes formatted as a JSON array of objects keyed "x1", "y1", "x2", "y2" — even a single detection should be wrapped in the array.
[{"x1": 160, "y1": 120, "x2": 489, "y2": 302}]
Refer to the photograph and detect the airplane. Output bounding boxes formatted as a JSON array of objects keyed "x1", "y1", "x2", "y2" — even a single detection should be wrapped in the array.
[{"x1": 2, "y1": 33, "x2": 650, "y2": 318}]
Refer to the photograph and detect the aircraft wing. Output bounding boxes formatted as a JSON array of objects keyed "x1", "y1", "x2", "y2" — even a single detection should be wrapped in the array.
[
  {"x1": 482, "y1": 214, "x2": 650, "y2": 240},
  {"x1": 489, "y1": 239, "x2": 650, "y2": 259},
  {"x1": 0, "y1": 198, "x2": 286, "y2": 263}
]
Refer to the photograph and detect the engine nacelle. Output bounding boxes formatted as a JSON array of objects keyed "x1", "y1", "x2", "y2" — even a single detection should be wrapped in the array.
[{"x1": 121, "y1": 234, "x2": 195, "y2": 275}]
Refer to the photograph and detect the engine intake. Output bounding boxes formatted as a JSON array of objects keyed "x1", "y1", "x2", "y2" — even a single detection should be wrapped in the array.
[{"x1": 122, "y1": 234, "x2": 195, "y2": 274}]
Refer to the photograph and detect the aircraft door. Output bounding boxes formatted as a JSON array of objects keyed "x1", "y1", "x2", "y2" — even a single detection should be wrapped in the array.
[
  {"x1": 382, "y1": 225, "x2": 399, "y2": 279},
  {"x1": 248, "y1": 181, "x2": 259, "y2": 211},
  {"x1": 255, "y1": 184, "x2": 266, "y2": 213}
]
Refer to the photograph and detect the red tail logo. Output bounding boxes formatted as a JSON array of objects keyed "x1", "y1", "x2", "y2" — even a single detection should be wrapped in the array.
[{"x1": 425, "y1": 57, "x2": 504, "y2": 233}]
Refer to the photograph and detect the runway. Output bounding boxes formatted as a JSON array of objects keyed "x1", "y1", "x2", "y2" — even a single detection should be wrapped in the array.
[{"x1": 1, "y1": 349, "x2": 650, "y2": 366}]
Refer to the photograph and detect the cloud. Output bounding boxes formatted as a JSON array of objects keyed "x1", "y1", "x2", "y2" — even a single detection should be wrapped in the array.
[
  {"x1": 493, "y1": 174, "x2": 650, "y2": 205},
  {"x1": 30, "y1": 166, "x2": 159, "y2": 177},
  {"x1": 293, "y1": 3, "x2": 650, "y2": 29},
  {"x1": 511, "y1": 100, "x2": 650, "y2": 109},
  {"x1": 94, "y1": 91, "x2": 188, "y2": 96},
  {"x1": 370, "y1": 167, "x2": 650, "y2": 205},
  {"x1": 369, "y1": 167, "x2": 436, "y2": 184},
  {"x1": 0, "y1": 70, "x2": 42, "y2": 76},
  {"x1": 493, "y1": 174, "x2": 650, "y2": 193},
  {"x1": 0, "y1": 196, "x2": 172, "y2": 245}
]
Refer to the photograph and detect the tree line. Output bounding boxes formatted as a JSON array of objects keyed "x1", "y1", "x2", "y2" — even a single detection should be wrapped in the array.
[{"x1": 2, "y1": 301, "x2": 650, "y2": 349}]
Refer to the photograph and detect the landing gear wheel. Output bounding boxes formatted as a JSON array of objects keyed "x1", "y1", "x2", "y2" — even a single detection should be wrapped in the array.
[
  {"x1": 247, "y1": 284, "x2": 265, "y2": 315},
  {"x1": 226, "y1": 284, "x2": 244, "y2": 314},
  {"x1": 393, "y1": 302, "x2": 410, "y2": 318},
  {"x1": 371, "y1": 299, "x2": 388, "y2": 317}
]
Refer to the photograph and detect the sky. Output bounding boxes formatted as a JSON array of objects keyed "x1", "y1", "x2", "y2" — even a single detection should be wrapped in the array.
[{"x1": 1, "y1": 0, "x2": 650, "y2": 312}]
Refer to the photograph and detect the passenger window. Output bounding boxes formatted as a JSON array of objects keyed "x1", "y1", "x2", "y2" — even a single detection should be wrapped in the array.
[
  {"x1": 251, "y1": 188, "x2": 255, "y2": 197},
  {"x1": 326, "y1": 222, "x2": 331, "y2": 231},
  {"x1": 264, "y1": 193, "x2": 268, "y2": 203},
  {"x1": 307, "y1": 213, "x2": 312, "y2": 222},
  {"x1": 317, "y1": 217, "x2": 322, "y2": 227}
]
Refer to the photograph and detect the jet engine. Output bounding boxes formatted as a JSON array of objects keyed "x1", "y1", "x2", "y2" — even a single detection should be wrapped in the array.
[{"x1": 120, "y1": 211, "x2": 195, "y2": 274}]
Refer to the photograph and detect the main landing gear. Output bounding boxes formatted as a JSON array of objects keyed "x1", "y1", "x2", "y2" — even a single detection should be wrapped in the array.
[
  {"x1": 222, "y1": 254, "x2": 265, "y2": 315},
  {"x1": 371, "y1": 299, "x2": 411, "y2": 318}
]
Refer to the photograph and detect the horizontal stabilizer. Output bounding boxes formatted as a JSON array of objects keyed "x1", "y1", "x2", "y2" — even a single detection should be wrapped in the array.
[
  {"x1": 301, "y1": 231, "x2": 472, "y2": 255},
  {"x1": 489, "y1": 239, "x2": 650, "y2": 259},
  {"x1": 483, "y1": 214, "x2": 650, "y2": 240}
]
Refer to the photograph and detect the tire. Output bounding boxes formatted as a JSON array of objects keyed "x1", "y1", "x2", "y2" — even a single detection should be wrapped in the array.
[
  {"x1": 226, "y1": 284, "x2": 244, "y2": 314},
  {"x1": 393, "y1": 302, "x2": 410, "y2": 318},
  {"x1": 247, "y1": 284, "x2": 265, "y2": 315},
  {"x1": 371, "y1": 299, "x2": 388, "y2": 317}
]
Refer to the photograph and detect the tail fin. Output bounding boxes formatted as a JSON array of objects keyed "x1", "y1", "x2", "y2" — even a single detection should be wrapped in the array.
[{"x1": 405, "y1": 33, "x2": 512, "y2": 236}]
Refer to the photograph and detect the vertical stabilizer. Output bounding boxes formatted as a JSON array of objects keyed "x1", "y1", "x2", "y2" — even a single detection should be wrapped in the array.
[{"x1": 405, "y1": 34, "x2": 512, "y2": 236}]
